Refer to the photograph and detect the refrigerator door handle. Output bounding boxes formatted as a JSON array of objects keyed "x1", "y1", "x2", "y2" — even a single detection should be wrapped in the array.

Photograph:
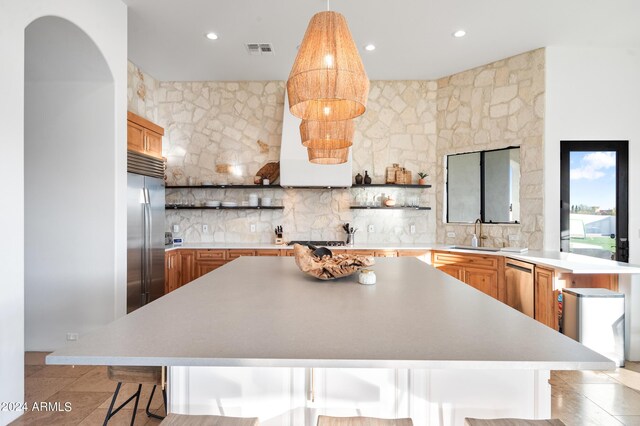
[{"x1": 143, "y1": 187, "x2": 152, "y2": 304}]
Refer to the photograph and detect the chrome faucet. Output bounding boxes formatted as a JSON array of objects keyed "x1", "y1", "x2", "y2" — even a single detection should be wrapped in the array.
[{"x1": 474, "y1": 218, "x2": 487, "y2": 247}]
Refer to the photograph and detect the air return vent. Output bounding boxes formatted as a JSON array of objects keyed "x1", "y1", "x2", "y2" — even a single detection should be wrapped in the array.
[{"x1": 245, "y1": 43, "x2": 274, "y2": 56}]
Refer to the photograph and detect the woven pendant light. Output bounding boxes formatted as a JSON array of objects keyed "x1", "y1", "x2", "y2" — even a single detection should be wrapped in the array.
[
  {"x1": 287, "y1": 11, "x2": 370, "y2": 122},
  {"x1": 300, "y1": 119, "x2": 354, "y2": 149},
  {"x1": 307, "y1": 147, "x2": 350, "y2": 164}
]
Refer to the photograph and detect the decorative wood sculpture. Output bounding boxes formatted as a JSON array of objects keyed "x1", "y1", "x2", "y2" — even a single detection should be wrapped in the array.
[
  {"x1": 293, "y1": 244, "x2": 374, "y2": 280},
  {"x1": 256, "y1": 161, "x2": 280, "y2": 184}
]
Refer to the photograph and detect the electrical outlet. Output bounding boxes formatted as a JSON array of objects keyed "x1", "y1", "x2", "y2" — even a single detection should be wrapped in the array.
[
  {"x1": 203, "y1": 224, "x2": 208, "y2": 233},
  {"x1": 508, "y1": 234, "x2": 519, "y2": 242},
  {"x1": 172, "y1": 224, "x2": 180, "y2": 233},
  {"x1": 66, "y1": 333, "x2": 78, "y2": 341},
  {"x1": 410, "y1": 224, "x2": 416, "y2": 234},
  {"x1": 447, "y1": 232, "x2": 456, "y2": 238},
  {"x1": 250, "y1": 224, "x2": 256, "y2": 233},
  {"x1": 368, "y1": 224, "x2": 375, "y2": 233}
]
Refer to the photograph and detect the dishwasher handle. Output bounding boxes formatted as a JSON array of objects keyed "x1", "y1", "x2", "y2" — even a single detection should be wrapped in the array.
[{"x1": 506, "y1": 262, "x2": 533, "y2": 273}]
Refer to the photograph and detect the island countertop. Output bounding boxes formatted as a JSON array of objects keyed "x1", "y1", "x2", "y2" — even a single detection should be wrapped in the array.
[{"x1": 48, "y1": 257, "x2": 613, "y2": 370}]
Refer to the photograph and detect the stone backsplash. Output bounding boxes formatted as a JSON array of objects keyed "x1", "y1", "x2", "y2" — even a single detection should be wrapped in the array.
[
  {"x1": 436, "y1": 49, "x2": 545, "y2": 249},
  {"x1": 127, "y1": 61, "x2": 158, "y2": 123},
  {"x1": 147, "y1": 77, "x2": 437, "y2": 244},
  {"x1": 128, "y1": 48, "x2": 543, "y2": 247}
]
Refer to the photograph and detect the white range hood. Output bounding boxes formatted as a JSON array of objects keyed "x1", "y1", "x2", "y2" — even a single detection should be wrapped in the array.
[{"x1": 279, "y1": 91, "x2": 353, "y2": 188}]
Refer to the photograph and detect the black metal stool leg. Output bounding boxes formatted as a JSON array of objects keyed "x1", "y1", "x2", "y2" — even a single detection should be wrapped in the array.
[
  {"x1": 103, "y1": 382, "x2": 143, "y2": 426},
  {"x1": 103, "y1": 382, "x2": 122, "y2": 426},
  {"x1": 129, "y1": 384, "x2": 143, "y2": 426},
  {"x1": 145, "y1": 384, "x2": 166, "y2": 420}
]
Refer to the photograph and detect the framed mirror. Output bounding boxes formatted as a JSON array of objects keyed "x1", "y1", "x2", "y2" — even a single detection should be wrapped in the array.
[{"x1": 446, "y1": 147, "x2": 520, "y2": 223}]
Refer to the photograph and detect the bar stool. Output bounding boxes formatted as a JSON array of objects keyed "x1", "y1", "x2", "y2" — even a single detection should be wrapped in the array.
[
  {"x1": 160, "y1": 413, "x2": 259, "y2": 425},
  {"x1": 103, "y1": 366, "x2": 166, "y2": 425},
  {"x1": 317, "y1": 416, "x2": 413, "y2": 426},
  {"x1": 464, "y1": 419, "x2": 566, "y2": 426}
]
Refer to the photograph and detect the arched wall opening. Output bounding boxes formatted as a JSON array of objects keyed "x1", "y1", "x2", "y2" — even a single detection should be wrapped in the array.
[{"x1": 24, "y1": 16, "x2": 116, "y2": 350}]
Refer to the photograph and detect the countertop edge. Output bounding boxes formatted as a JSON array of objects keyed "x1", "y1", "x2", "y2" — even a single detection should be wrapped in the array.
[{"x1": 45, "y1": 354, "x2": 615, "y2": 371}]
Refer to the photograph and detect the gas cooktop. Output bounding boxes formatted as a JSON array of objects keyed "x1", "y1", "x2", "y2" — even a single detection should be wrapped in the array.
[{"x1": 287, "y1": 240, "x2": 346, "y2": 247}]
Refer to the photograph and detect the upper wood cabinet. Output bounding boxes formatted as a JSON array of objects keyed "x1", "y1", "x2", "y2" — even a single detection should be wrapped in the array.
[{"x1": 127, "y1": 111, "x2": 164, "y2": 159}]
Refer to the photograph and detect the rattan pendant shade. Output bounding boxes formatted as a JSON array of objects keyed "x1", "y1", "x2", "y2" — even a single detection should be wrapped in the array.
[
  {"x1": 300, "y1": 119, "x2": 354, "y2": 149},
  {"x1": 287, "y1": 11, "x2": 370, "y2": 122},
  {"x1": 307, "y1": 147, "x2": 349, "y2": 164}
]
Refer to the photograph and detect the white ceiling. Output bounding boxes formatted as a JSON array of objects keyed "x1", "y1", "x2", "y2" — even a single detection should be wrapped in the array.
[{"x1": 123, "y1": 0, "x2": 640, "y2": 82}]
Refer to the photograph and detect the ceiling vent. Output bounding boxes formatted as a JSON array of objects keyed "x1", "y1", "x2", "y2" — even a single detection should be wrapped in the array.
[{"x1": 245, "y1": 43, "x2": 274, "y2": 56}]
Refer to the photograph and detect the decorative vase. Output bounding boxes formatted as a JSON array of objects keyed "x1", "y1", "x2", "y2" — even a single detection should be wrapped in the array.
[
  {"x1": 363, "y1": 171, "x2": 372, "y2": 185},
  {"x1": 355, "y1": 173, "x2": 363, "y2": 185}
]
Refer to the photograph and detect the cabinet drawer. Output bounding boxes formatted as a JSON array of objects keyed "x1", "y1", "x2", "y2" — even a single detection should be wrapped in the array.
[
  {"x1": 432, "y1": 251, "x2": 498, "y2": 269},
  {"x1": 195, "y1": 249, "x2": 227, "y2": 260},
  {"x1": 256, "y1": 249, "x2": 281, "y2": 256},
  {"x1": 397, "y1": 250, "x2": 429, "y2": 257},
  {"x1": 374, "y1": 250, "x2": 398, "y2": 257},
  {"x1": 282, "y1": 249, "x2": 296, "y2": 256},
  {"x1": 346, "y1": 250, "x2": 376, "y2": 256},
  {"x1": 228, "y1": 249, "x2": 256, "y2": 259}
]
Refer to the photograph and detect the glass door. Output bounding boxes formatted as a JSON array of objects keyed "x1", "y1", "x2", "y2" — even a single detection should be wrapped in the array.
[{"x1": 560, "y1": 141, "x2": 628, "y2": 262}]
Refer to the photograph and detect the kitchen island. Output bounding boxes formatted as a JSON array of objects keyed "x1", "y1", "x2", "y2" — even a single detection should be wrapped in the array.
[{"x1": 48, "y1": 257, "x2": 613, "y2": 425}]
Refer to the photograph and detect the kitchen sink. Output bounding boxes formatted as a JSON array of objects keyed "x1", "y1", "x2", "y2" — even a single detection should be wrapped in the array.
[{"x1": 449, "y1": 245, "x2": 501, "y2": 252}]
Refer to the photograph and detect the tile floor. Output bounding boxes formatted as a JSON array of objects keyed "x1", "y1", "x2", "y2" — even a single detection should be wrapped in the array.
[
  {"x1": 10, "y1": 353, "x2": 640, "y2": 425},
  {"x1": 11, "y1": 352, "x2": 165, "y2": 425}
]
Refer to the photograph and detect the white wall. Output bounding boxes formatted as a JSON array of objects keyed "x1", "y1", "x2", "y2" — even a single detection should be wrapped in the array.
[
  {"x1": 0, "y1": 1, "x2": 126, "y2": 423},
  {"x1": 545, "y1": 47, "x2": 640, "y2": 359},
  {"x1": 25, "y1": 79, "x2": 114, "y2": 349}
]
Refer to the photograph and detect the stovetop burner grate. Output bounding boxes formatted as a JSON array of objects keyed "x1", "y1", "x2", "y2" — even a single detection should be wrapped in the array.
[{"x1": 287, "y1": 240, "x2": 346, "y2": 247}]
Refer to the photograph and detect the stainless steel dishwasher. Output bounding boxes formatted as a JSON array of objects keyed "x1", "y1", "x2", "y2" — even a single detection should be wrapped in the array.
[{"x1": 504, "y1": 258, "x2": 535, "y2": 318}]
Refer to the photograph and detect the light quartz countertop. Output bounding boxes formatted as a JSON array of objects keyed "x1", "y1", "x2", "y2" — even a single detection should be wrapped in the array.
[
  {"x1": 165, "y1": 242, "x2": 640, "y2": 274},
  {"x1": 431, "y1": 246, "x2": 640, "y2": 274},
  {"x1": 164, "y1": 242, "x2": 435, "y2": 251},
  {"x1": 48, "y1": 257, "x2": 613, "y2": 370}
]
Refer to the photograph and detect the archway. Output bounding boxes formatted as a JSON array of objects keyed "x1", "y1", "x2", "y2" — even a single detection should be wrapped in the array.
[{"x1": 24, "y1": 16, "x2": 116, "y2": 351}]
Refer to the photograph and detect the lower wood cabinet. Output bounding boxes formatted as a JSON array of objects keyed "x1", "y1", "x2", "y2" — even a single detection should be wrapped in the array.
[
  {"x1": 165, "y1": 251, "x2": 180, "y2": 294},
  {"x1": 534, "y1": 266, "x2": 558, "y2": 330},
  {"x1": 464, "y1": 266, "x2": 499, "y2": 299},
  {"x1": 178, "y1": 250, "x2": 195, "y2": 286},
  {"x1": 432, "y1": 251, "x2": 503, "y2": 301}
]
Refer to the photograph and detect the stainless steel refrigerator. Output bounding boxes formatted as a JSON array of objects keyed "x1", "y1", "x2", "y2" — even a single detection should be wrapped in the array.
[{"x1": 127, "y1": 152, "x2": 165, "y2": 313}]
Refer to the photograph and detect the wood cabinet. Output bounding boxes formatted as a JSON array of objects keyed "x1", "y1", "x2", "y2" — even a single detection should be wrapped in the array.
[
  {"x1": 464, "y1": 266, "x2": 499, "y2": 298},
  {"x1": 534, "y1": 266, "x2": 559, "y2": 330},
  {"x1": 228, "y1": 249, "x2": 256, "y2": 259},
  {"x1": 432, "y1": 251, "x2": 503, "y2": 300},
  {"x1": 127, "y1": 111, "x2": 164, "y2": 159},
  {"x1": 256, "y1": 249, "x2": 282, "y2": 256},
  {"x1": 193, "y1": 249, "x2": 227, "y2": 280},
  {"x1": 165, "y1": 251, "x2": 180, "y2": 294},
  {"x1": 178, "y1": 250, "x2": 195, "y2": 287}
]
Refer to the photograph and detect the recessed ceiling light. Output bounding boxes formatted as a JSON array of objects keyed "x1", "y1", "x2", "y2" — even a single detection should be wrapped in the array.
[
  {"x1": 452, "y1": 30, "x2": 466, "y2": 38},
  {"x1": 364, "y1": 44, "x2": 376, "y2": 51},
  {"x1": 205, "y1": 32, "x2": 219, "y2": 40}
]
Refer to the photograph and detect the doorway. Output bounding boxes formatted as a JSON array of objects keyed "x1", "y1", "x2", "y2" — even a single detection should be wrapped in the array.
[
  {"x1": 24, "y1": 16, "x2": 116, "y2": 350},
  {"x1": 560, "y1": 141, "x2": 629, "y2": 262}
]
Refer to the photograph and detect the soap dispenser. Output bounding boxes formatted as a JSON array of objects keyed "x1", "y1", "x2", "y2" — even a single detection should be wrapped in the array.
[{"x1": 471, "y1": 233, "x2": 479, "y2": 248}]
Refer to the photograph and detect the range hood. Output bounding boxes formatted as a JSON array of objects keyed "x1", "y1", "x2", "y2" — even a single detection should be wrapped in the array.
[{"x1": 279, "y1": 91, "x2": 352, "y2": 188}]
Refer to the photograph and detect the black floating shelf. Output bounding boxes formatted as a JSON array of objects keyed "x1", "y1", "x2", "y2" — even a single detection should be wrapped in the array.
[
  {"x1": 165, "y1": 206, "x2": 284, "y2": 210},
  {"x1": 351, "y1": 184, "x2": 431, "y2": 189},
  {"x1": 166, "y1": 185, "x2": 282, "y2": 189},
  {"x1": 350, "y1": 206, "x2": 431, "y2": 210}
]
